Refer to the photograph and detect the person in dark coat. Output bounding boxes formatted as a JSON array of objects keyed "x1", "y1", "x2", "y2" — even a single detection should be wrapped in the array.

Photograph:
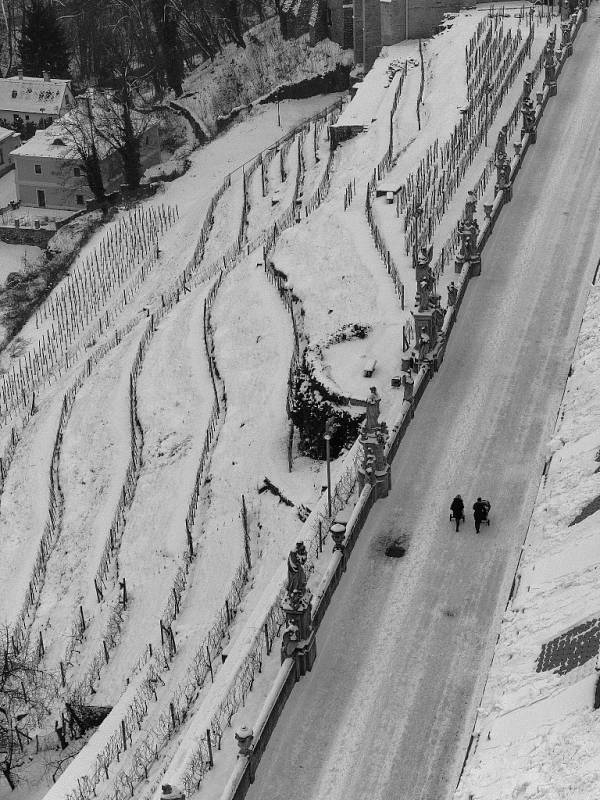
[
  {"x1": 450, "y1": 495, "x2": 465, "y2": 531},
  {"x1": 473, "y1": 497, "x2": 490, "y2": 533}
]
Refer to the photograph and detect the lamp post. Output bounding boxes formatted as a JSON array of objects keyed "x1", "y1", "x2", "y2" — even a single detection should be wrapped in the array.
[
  {"x1": 484, "y1": 82, "x2": 490, "y2": 147},
  {"x1": 324, "y1": 418, "x2": 334, "y2": 518}
]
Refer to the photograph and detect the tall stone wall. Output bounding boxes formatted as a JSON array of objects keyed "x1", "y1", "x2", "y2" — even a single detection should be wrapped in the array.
[
  {"x1": 326, "y1": 0, "x2": 346, "y2": 46},
  {"x1": 355, "y1": 0, "x2": 476, "y2": 71},
  {"x1": 407, "y1": 0, "x2": 475, "y2": 39},
  {"x1": 353, "y1": 0, "x2": 364, "y2": 66}
]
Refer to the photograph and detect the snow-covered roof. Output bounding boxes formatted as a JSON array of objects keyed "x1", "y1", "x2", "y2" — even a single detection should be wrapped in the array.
[
  {"x1": 0, "y1": 125, "x2": 18, "y2": 144},
  {"x1": 11, "y1": 97, "x2": 157, "y2": 160},
  {"x1": 10, "y1": 118, "x2": 112, "y2": 160},
  {"x1": 0, "y1": 75, "x2": 71, "y2": 116}
]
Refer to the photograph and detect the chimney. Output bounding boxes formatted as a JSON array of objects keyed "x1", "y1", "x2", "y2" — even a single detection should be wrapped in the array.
[
  {"x1": 17, "y1": 69, "x2": 23, "y2": 80},
  {"x1": 42, "y1": 71, "x2": 50, "y2": 82}
]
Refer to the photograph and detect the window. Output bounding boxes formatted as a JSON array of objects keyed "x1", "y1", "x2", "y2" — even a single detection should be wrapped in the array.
[
  {"x1": 34, "y1": 163, "x2": 42, "y2": 174},
  {"x1": 25, "y1": 115, "x2": 29, "y2": 121},
  {"x1": 76, "y1": 194, "x2": 84, "y2": 206},
  {"x1": 73, "y1": 166, "x2": 81, "y2": 177},
  {"x1": 0, "y1": 151, "x2": 3, "y2": 165},
  {"x1": 145, "y1": 135, "x2": 149, "y2": 145},
  {"x1": 11, "y1": 90, "x2": 17, "y2": 99}
]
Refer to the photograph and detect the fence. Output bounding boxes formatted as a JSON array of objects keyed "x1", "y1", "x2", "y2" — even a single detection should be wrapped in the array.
[{"x1": 0, "y1": 205, "x2": 178, "y2": 427}]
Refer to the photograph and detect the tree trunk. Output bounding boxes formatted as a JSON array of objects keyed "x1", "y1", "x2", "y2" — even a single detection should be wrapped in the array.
[{"x1": 1, "y1": 766, "x2": 16, "y2": 791}]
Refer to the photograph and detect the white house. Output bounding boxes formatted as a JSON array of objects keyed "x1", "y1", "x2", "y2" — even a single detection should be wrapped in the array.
[
  {"x1": 0, "y1": 71, "x2": 74, "y2": 130},
  {"x1": 10, "y1": 111, "x2": 161, "y2": 211}
]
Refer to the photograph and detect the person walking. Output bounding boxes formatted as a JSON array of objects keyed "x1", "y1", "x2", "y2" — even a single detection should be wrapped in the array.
[
  {"x1": 450, "y1": 495, "x2": 465, "y2": 531},
  {"x1": 473, "y1": 497, "x2": 489, "y2": 533}
]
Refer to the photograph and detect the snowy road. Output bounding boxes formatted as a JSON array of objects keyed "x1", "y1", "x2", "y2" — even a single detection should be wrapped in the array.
[{"x1": 245, "y1": 15, "x2": 600, "y2": 800}]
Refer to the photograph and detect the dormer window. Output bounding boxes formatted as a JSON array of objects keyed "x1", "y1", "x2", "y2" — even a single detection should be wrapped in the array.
[{"x1": 52, "y1": 137, "x2": 65, "y2": 145}]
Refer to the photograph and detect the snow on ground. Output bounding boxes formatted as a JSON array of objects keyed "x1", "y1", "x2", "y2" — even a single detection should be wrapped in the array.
[
  {"x1": 92, "y1": 286, "x2": 213, "y2": 701},
  {"x1": 200, "y1": 256, "x2": 295, "y2": 606},
  {"x1": 29, "y1": 327, "x2": 141, "y2": 680},
  {"x1": 0, "y1": 241, "x2": 43, "y2": 284},
  {"x1": 0, "y1": 168, "x2": 16, "y2": 208},
  {"x1": 0, "y1": 390, "x2": 64, "y2": 626},
  {"x1": 455, "y1": 285, "x2": 600, "y2": 799},
  {"x1": 180, "y1": 16, "x2": 349, "y2": 134}
]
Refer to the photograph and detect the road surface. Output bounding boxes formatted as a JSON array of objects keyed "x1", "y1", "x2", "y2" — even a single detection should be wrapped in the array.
[{"x1": 246, "y1": 12, "x2": 600, "y2": 800}]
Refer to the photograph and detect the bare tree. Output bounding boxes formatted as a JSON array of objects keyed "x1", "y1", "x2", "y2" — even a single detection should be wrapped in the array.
[
  {"x1": 0, "y1": 629, "x2": 57, "y2": 791},
  {"x1": 57, "y1": 94, "x2": 109, "y2": 209}
]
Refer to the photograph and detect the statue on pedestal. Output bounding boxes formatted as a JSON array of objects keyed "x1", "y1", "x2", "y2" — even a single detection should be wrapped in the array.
[
  {"x1": 561, "y1": 21, "x2": 571, "y2": 48},
  {"x1": 561, "y1": 0, "x2": 570, "y2": 21},
  {"x1": 521, "y1": 98, "x2": 535, "y2": 134},
  {"x1": 496, "y1": 153, "x2": 510, "y2": 188},
  {"x1": 364, "y1": 386, "x2": 381, "y2": 433},
  {"x1": 286, "y1": 541, "x2": 308, "y2": 608},
  {"x1": 544, "y1": 39, "x2": 555, "y2": 69},
  {"x1": 447, "y1": 281, "x2": 458, "y2": 307},
  {"x1": 494, "y1": 125, "x2": 508, "y2": 160},
  {"x1": 522, "y1": 72, "x2": 533, "y2": 101},
  {"x1": 418, "y1": 279, "x2": 431, "y2": 312}
]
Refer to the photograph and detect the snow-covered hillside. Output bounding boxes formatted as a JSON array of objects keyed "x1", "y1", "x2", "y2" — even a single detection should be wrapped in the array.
[{"x1": 0, "y1": 4, "x2": 564, "y2": 799}]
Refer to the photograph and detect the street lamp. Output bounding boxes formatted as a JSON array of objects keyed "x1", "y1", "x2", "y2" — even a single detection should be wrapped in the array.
[
  {"x1": 324, "y1": 418, "x2": 335, "y2": 518},
  {"x1": 484, "y1": 81, "x2": 490, "y2": 147}
]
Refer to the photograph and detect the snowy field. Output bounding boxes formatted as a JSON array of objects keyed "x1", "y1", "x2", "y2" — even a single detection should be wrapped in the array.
[{"x1": 0, "y1": 3, "x2": 575, "y2": 799}]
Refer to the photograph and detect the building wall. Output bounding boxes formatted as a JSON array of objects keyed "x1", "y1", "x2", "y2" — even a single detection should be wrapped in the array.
[
  {"x1": 0, "y1": 110, "x2": 55, "y2": 128},
  {"x1": 0, "y1": 132, "x2": 21, "y2": 177},
  {"x1": 380, "y1": 0, "x2": 406, "y2": 45},
  {"x1": 356, "y1": 0, "x2": 476, "y2": 72},
  {"x1": 353, "y1": 0, "x2": 364, "y2": 65},
  {"x1": 408, "y1": 0, "x2": 474, "y2": 39},
  {"x1": 326, "y1": 0, "x2": 346, "y2": 46}
]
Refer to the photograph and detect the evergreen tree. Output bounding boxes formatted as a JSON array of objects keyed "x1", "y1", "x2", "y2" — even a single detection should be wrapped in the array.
[{"x1": 19, "y1": 0, "x2": 71, "y2": 78}]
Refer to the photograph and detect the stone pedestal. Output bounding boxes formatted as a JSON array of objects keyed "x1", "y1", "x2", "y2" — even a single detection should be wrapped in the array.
[
  {"x1": 469, "y1": 252, "x2": 482, "y2": 277},
  {"x1": 544, "y1": 63, "x2": 557, "y2": 96},
  {"x1": 412, "y1": 309, "x2": 438, "y2": 348},
  {"x1": 281, "y1": 591, "x2": 317, "y2": 675},
  {"x1": 495, "y1": 182, "x2": 512, "y2": 201},
  {"x1": 357, "y1": 428, "x2": 391, "y2": 498}
]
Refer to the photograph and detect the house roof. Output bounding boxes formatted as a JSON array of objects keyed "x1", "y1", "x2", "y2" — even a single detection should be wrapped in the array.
[
  {"x1": 0, "y1": 126, "x2": 18, "y2": 144},
  {"x1": 10, "y1": 98, "x2": 156, "y2": 160},
  {"x1": 10, "y1": 119, "x2": 112, "y2": 159},
  {"x1": 0, "y1": 76, "x2": 71, "y2": 117}
]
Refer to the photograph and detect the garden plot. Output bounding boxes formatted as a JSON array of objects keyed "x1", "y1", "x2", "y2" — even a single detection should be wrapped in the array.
[
  {"x1": 245, "y1": 136, "x2": 299, "y2": 244},
  {"x1": 372, "y1": 11, "x2": 550, "y2": 314},
  {"x1": 27, "y1": 327, "x2": 142, "y2": 681},
  {"x1": 0, "y1": 391, "x2": 65, "y2": 626},
  {"x1": 198, "y1": 257, "x2": 296, "y2": 602},
  {"x1": 299, "y1": 119, "x2": 331, "y2": 209},
  {"x1": 91, "y1": 285, "x2": 213, "y2": 702}
]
